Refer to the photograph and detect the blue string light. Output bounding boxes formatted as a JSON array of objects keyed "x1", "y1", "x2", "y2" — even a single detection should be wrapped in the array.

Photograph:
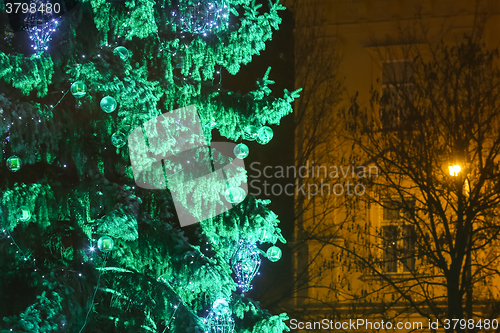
[
  {"x1": 24, "y1": 1, "x2": 59, "y2": 56},
  {"x1": 203, "y1": 298, "x2": 235, "y2": 333},
  {"x1": 172, "y1": 1, "x2": 230, "y2": 35},
  {"x1": 231, "y1": 240, "x2": 261, "y2": 293}
]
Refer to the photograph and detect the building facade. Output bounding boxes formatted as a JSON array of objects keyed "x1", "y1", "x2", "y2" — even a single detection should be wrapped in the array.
[{"x1": 290, "y1": 0, "x2": 500, "y2": 331}]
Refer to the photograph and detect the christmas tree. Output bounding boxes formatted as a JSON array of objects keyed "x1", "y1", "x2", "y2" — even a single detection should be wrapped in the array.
[{"x1": 0, "y1": 0, "x2": 300, "y2": 331}]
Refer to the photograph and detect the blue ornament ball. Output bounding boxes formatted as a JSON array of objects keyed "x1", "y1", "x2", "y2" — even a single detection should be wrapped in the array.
[
  {"x1": 100, "y1": 96, "x2": 117, "y2": 113},
  {"x1": 233, "y1": 143, "x2": 249, "y2": 159}
]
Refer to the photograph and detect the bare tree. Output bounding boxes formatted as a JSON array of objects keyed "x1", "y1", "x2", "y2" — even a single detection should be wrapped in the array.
[
  {"x1": 266, "y1": 0, "x2": 369, "y2": 323},
  {"x1": 339, "y1": 17, "x2": 500, "y2": 332}
]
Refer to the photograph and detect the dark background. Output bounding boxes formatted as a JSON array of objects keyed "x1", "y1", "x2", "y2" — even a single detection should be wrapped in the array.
[{"x1": 222, "y1": 8, "x2": 295, "y2": 310}]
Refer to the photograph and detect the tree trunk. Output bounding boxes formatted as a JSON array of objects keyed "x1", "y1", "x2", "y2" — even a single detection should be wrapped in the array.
[{"x1": 448, "y1": 268, "x2": 465, "y2": 333}]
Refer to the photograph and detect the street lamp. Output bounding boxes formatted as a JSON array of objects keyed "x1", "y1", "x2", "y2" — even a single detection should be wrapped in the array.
[
  {"x1": 448, "y1": 163, "x2": 473, "y2": 323},
  {"x1": 449, "y1": 164, "x2": 461, "y2": 176}
]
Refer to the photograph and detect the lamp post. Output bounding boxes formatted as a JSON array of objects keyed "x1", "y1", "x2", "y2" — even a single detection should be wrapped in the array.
[{"x1": 449, "y1": 164, "x2": 473, "y2": 327}]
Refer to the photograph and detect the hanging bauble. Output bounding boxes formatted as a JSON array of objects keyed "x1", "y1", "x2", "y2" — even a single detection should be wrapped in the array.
[
  {"x1": 233, "y1": 143, "x2": 249, "y2": 159},
  {"x1": 114, "y1": 46, "x2": 129, "y2": 60},
  {"x1": 204, "y1": 298, "x2": 235, "y2": 333},
  {"x1": 97, "y1": 236, "x2": 114, "y2": 252},
  {"x1": 111, "y1": 131, "x2": 127, "y2": 148},
  {"x1": 243, "y1": 125, "x2": 259, "y2": 141},
  {"x1": 100, "y1": 96, "x2": 117, "y2": 113},
  {"x1": 224, "y1": 187, "x2": 245, "y2": 204},
  {"x1": 6, "y1": 155, "x2": 22, "y2": 172},
  {"x1": 17, "y1": 206, "x2": 31, "y2": 222},
  {"x1": 231, "y1": 240, "x2": 261, "y2": 292},
  {"x1": 71, "y1": 81, "x2": 87, "y2": 98},
  {"x1": 173, "y1": 0, "x2": 230, "y2": 35},
  {"x1": 257, "y1": 227, "x2": 273, "y2": 243},
  {"x1": 266, "y1": 245, "x2": 282, "y2": 262},
  {"x1": 256, "y1": 126, "x2": 273, "y2": 145},
  {"x1": 24, "y1": 0, "x2": 59, "y2": 56}
]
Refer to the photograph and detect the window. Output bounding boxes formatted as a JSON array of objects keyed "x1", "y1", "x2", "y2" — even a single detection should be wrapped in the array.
[
  {"x1": 382, "y1": 225, "x2": 398, "y2": 272},
  {"x1": 383, "y1": 200, "x2": 400, "y2": 220},
  {"x1": 382, "y1": 199, "x2": 415, "y2": 220},
  {"x1": 381, "y1": 199, "x2": 416, "y2": 273},
  {"x1": 381, "y1": 60, "x2": 414, "y2": 129},
  {"x1": 401, "y1": 225, "x2": 415, "y2": 272}
]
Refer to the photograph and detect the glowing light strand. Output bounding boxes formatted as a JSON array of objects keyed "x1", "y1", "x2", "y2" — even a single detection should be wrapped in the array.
[
  {"x1": 230, "y1": 240, "x2": 261, "y2": 293},
  {"x1": 162, "y1": 303, "x2": 180, "y2": 333},
  {"x1": 203, "y1": 298, "x2": 235, "y2": 333},
  {"x1": 0, "y1": 228, "x2": 39, "y2": 270},
  {"x1": 78, "y1": 254, "x2": 108, "y2": 333},
  {"x1": 24, "y1": 1, "x2": 59, "y2": 56},
  {"x1": 172, "y1": 1, "x2": 230, "y2": 35}
]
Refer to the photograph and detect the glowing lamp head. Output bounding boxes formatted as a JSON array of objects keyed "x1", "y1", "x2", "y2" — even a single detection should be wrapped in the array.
[{"x1": 449, "y1": 165, "x2": 461, "y2": 176}]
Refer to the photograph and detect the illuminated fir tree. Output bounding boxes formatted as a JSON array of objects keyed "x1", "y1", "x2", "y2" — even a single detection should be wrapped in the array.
[{"x1": 0, "y1": 0, "x2": 299, "y2": 331}]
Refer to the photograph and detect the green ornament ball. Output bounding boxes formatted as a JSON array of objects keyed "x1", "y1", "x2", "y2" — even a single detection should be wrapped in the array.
[
  {"x1": 70, "y1": 81, "x2": 87, "y2": 98},
  {"x1": 266, "y1": 246, "x2": 282, "y2": 262},
  {"x1": 97, "y1": 236, "x2": 114, "y2": 252},
  {"x1": 258, "y1": 227, "x2": 272, "y2": 243},
  {"x1": 6, "y1": 155, "x2": 22, "y2": 172},
  {"x1": 100, "y1": 96, "x2": 117, "y2": 113},
  {"x1": 111, "y1": 132, "x2": 127, "y2": 148},
  {"x1": 224, "y1": 187, "x2": 245, "y2": 204},
  {"x1": 243, "y1": 125, "x2": 259, "y2": 141},
  {"x1": 114, "y1": 46, "x2": 129, "y2": 60},
  {"x1": 17, "y1": 206, "x2": 31, "y2": 222},
  {"x1": 233, "y1": 143, "x2": 249, "y2": 159},
  {"x1": 256, "y1": 126, "x2": 273, "y2": 145}
]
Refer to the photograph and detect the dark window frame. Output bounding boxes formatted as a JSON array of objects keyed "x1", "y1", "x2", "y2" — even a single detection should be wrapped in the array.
[
  {"x1": 381, "y1": 60, "x2": 414, "y2": 130},
  {"x1": 381, "y1": 198, "x2": 416, "y2": 273}
]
